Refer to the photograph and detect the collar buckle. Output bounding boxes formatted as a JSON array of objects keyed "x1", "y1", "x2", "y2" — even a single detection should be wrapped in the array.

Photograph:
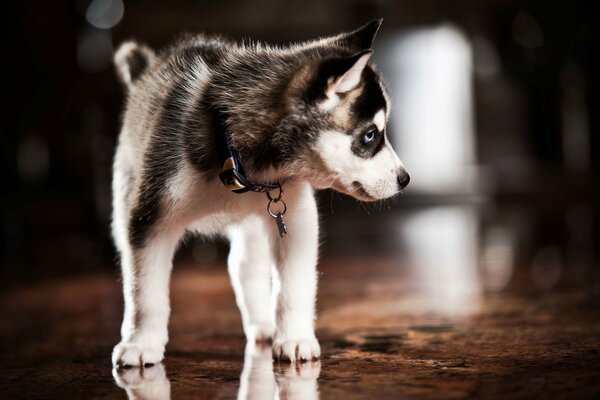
[
  {"x1": 219, "y1": 156, "x2": 251, "y2": 193},
  {"x1": 215, "y1": 108, "x2": 280, "y2": 194}
]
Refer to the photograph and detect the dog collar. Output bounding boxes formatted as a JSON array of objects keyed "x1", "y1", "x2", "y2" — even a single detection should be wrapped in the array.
[
  {"x1": 213, "y1": 107, "x2": 288, "y2": 237},
  {"x1": 214, "y1": 108, "x2": 280, "y2": 194}
]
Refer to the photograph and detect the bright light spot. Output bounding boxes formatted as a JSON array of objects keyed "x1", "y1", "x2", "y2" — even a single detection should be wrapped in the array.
[
  {"x1": 399, "y1": 206, "x2": 481, "y2": 317},
  {"x1": 86, "y1": 0, "x2": 124, "y2": 29},
  {"x1": 380, "y1": 25, "x2": 477, "y2": 194}
]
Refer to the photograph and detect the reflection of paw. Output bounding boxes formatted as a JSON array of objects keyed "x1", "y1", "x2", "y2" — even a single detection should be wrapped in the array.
[
  {"x1": 247, "y1": 321, "x2": 275, "y2": 343},
  {"x1": 274, "y1": 360, "x2": 321, "y2": 400},
  {"x1": 274, "y1": 360, "x2": 321, "y2": 380},
  {"x1": 239, "y1": 343, "x2": 277, "y2": 400},
  {"x1": 272, "y1": 337, "x2": 320, "y2": 363},
  {"x1": 113, "y1": 363, "x2": 170, "y2": 400},
  {"x1": 112, "y1": 342, "x2": 165, "y2": 368}
]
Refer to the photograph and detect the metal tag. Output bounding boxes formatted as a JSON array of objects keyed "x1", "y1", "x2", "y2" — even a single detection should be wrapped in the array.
[{"x1": 275, "y1": 212, "x2": 287, "y2": 237}]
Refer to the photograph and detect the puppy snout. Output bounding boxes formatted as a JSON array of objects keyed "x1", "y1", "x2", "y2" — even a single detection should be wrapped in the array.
[{"x1": 397, "y1": 171, "x2": 410, "y2": 190}]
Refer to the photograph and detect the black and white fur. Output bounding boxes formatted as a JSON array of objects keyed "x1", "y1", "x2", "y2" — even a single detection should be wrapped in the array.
[{"x1": 111, "y1": 20, "x2": 409, "y2": 367}]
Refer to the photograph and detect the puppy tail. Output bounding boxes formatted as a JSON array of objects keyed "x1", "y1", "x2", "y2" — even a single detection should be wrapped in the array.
[{"x1": 114, "y1": 41, "x2": 155, "y2": 88}]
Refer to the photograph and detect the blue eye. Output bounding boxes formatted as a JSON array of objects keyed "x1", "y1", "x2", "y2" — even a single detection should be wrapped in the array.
[{"x1": 362, "y1": 129, "x2": 377, "y2": 145}]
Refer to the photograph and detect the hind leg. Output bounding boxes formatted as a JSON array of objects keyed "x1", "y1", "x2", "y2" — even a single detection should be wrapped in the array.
[
  {"x1": 227, "y1": 216, "x2": 276, "y2": 342},
  {"x1": 111, "y1": 144, "x2": 186, "y2": 367},
  {"x1": 112, "y1": 225, "x2": 182, "y2": 368},
  {"x1": 111, "y1": 156, "x2": 176, "y2": 367}
]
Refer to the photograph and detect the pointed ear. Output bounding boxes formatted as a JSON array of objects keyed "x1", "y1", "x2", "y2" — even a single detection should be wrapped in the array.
[
  {"x1": 336, "y1": 19, "x2": 382, "y2": 52},
  {"x1": 332, "y1": 50, "x2": 373, "y2": 94}
]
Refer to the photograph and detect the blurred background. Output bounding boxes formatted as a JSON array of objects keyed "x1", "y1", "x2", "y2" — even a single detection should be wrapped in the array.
[{"x1": 1, "y1": 0, "x2": 599, "y2": 307}]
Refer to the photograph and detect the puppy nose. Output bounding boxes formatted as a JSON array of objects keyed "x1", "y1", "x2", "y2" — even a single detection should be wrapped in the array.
[{"x1": 397, "y1": 171, "x2": 410, "y2": 189}]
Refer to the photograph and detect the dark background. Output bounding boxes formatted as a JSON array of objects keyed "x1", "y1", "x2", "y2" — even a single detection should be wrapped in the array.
[{"x1": 2, "y1": 0, "x2": 599, "y2": 285}]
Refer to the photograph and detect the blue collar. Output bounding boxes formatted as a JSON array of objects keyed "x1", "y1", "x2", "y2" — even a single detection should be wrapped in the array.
[{"x1": 214, "y1": 108, "x2": 280, "y2": 194}]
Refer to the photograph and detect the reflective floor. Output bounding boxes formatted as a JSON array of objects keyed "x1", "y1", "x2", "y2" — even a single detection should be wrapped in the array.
[{"x1": 1, "y1": 202, "x2": 600, "y2": 399}]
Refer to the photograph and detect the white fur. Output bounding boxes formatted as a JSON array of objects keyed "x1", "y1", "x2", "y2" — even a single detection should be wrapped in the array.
[
  {"x1": 111, "y1": 144, "x2": 132, "y2": 255},
  {"x1": 166, "y1": 161, "x2": 196, "y2": 203},
  {"x1": 373, "y1": 109, "x2": 385, "y2": 132},
  {"x1": 319, "y1": 93, "x2": 340, "y2": 112},
  {"x1": 227, "y1": 216, "x2": 276, "y2": 341},
  {"x1": 316, "y1": 130, "x2": 404, "y2": 200}
]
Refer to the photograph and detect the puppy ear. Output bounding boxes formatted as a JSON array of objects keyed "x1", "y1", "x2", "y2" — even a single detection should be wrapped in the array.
[
  {"x1": 335, "y1": 19, "x2": 382, "y2": 52},
  {"x1": 331, "y1": 50, "x2": 373, "y2": 94},
  {"x1": 300, "y1": 50, "x2": 373, "y2": 104}
]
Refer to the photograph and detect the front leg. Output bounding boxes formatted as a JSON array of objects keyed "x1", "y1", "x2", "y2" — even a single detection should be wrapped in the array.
[
  {"x1": 227, "y1": 215, "x2": 276, "y2": 342},
  {"x1": 272, "y1": 183, "x2": 321, "y2": 362}
]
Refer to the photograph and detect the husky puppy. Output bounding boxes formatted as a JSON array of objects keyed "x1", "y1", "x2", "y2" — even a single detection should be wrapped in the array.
[{"x1": 111, "y1": 19, "x2": 409, "y2": 368}]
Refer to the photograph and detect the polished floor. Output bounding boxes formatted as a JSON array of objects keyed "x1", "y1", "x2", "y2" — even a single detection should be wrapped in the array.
[{"x1": 1, "y1": 203, "x2": 600, "y2": 399}]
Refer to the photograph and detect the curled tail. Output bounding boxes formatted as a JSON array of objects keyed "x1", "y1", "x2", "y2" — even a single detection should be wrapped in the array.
[{"x1": 114, "y1": 41, "x2": 156, "y2": 88}]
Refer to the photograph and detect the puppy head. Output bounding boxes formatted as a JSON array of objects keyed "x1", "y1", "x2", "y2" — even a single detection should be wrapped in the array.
[{"x1": 290, "y1": 20, "x2": 409, "y2": 201}]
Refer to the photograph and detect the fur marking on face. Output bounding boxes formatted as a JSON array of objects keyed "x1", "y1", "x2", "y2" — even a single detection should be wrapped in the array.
[
  {"x1": 352, "y1": 68, "x2": 387, "y2": 120},
  {"x1": 315, "y1": 130, "x2": 402, "y2": 200},
  {"x1": 373, "y1": 109, "x2": 385, "y2": 131}
]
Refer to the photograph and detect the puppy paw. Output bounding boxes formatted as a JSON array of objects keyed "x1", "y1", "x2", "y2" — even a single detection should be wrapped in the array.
[
  {"x1": 247, "y1": 321, "x2": 275, "y2": 343},
  {"x1": 272, "y1": 337, "x2": 320, "y2": 363},
  {"x1": 112, "y1": 342, "x2": 165, "y2": 368}
]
